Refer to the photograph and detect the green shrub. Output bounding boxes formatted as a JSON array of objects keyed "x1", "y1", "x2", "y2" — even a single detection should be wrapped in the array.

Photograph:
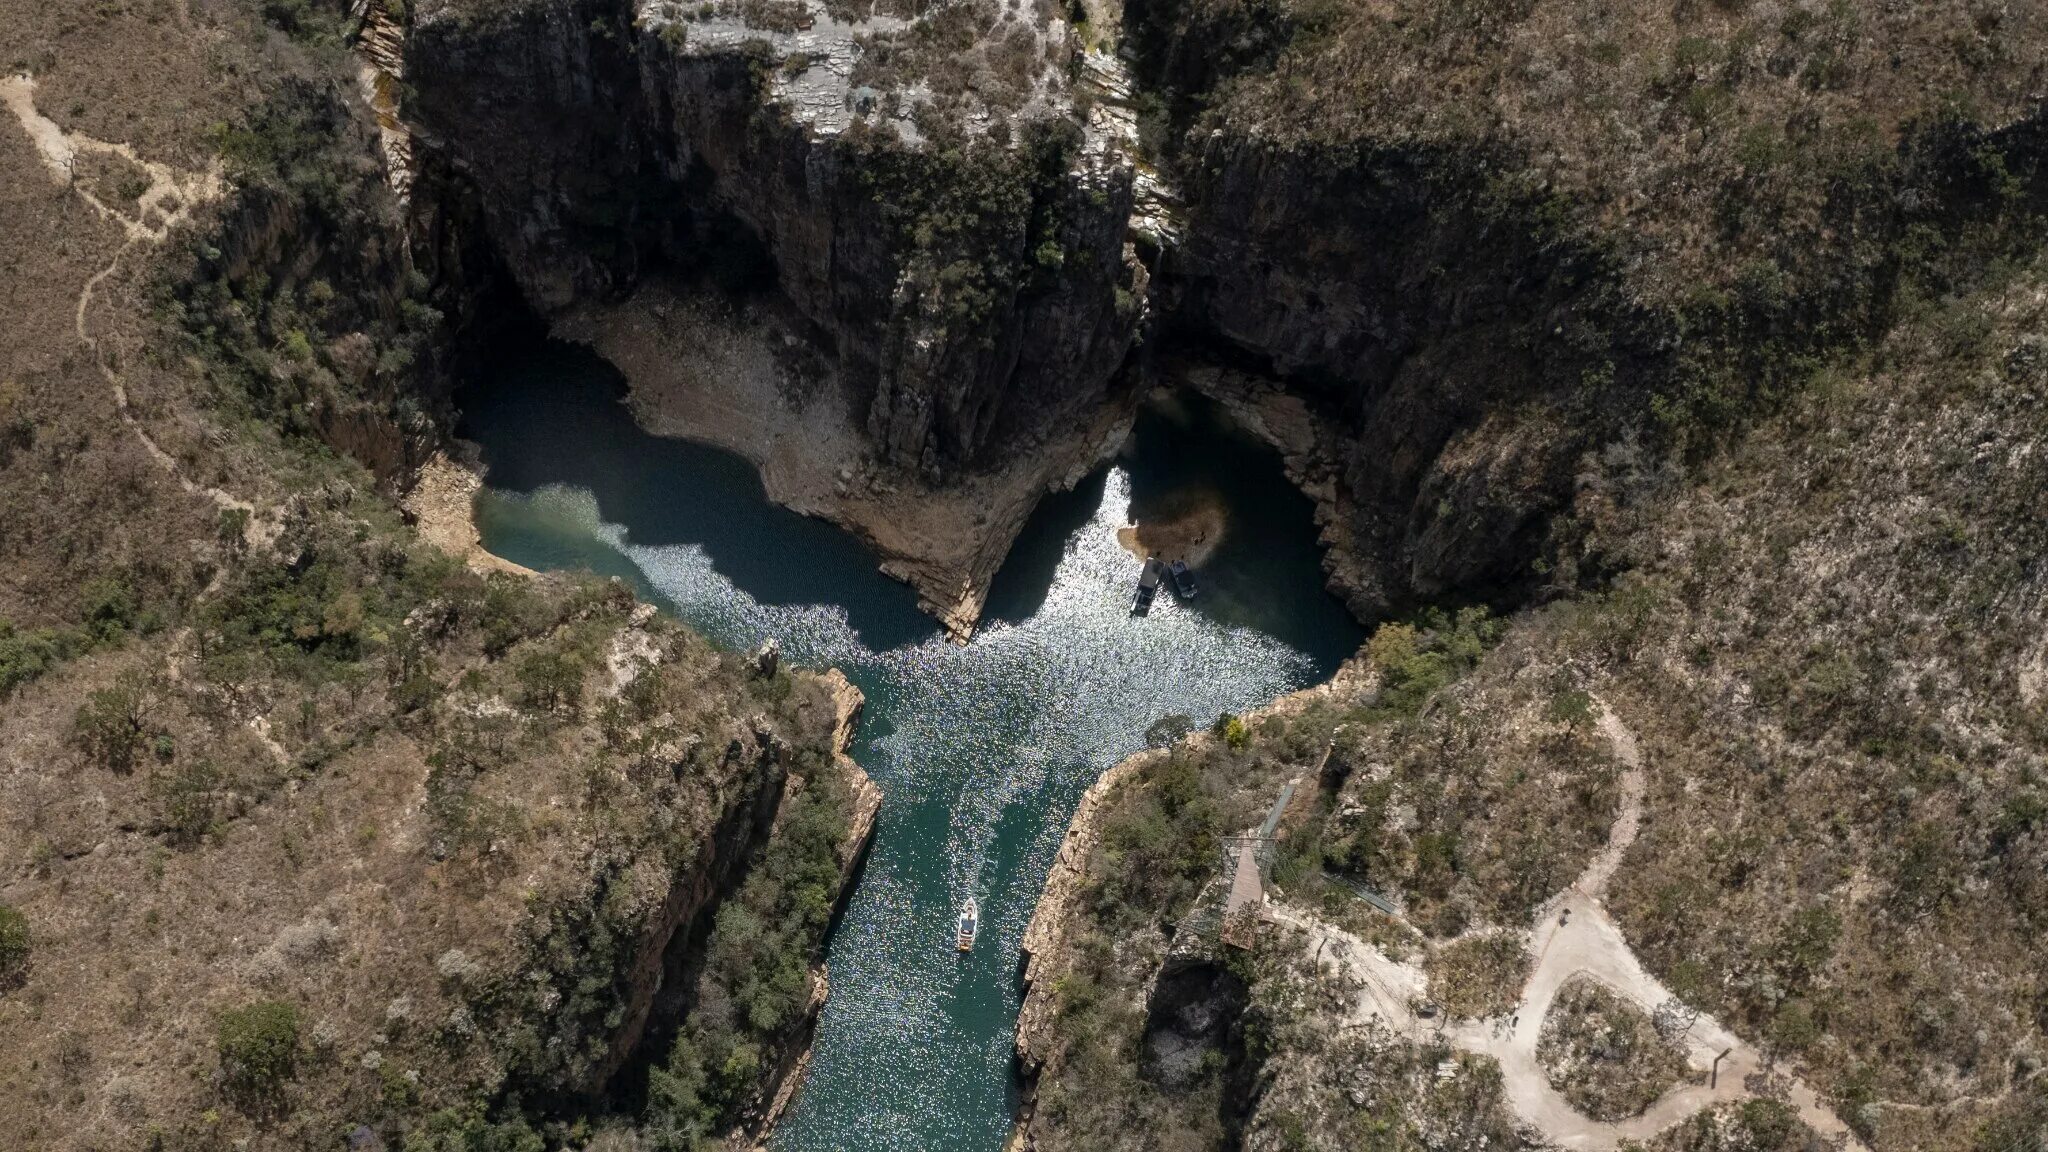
[
  {"x1": 1547, "y1": 688, "x2": 1594, "y2": 728},
  {"x1": 159, "y1": 760, "x2": 222, "y2": 847},
  {"x1": 0, "y1": 621, "x2": 82, "y2": 697},
  {"x1": 71, "y1": 685, "x2": 148, "y2": 773},
  {"x1": 0, "y1": 904, "x2": 29, "y2": 984},
  {"x1": 477, "y1": 576, "x2": 545, "y2": 657},
  {"x1": 216, "y1": 1000, "x2": 299, "y2": 1102},
  {"x1": 402, "y1": 1104, "x2": 544, "y2": 1152},
  {"x1": 1212, "y1": 712, "x2": 1250, "y2": 750},
  {"x1": 258, "y1": 0, "x2": 353, "y2": 47},
  {"x1": 515, "y1": 647, "x2": 587, "y2": 715},
  {"x1": 1364, "y1": 607, "x2": 1502, "y2": 717},
  {"x1": 78, "y1": 576, "x2": 141, "y2": 641}
]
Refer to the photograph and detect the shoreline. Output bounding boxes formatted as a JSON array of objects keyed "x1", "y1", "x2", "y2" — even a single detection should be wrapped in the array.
[
  {"x1": 1008, "y1": 657, "x2": 1376, "y2": 1149},
  {"x1": 554, "y1": 279, "x2": 1138, "y2": 642},
  {"x1": 401, "y1": 448, "x2": 537, "y2": 578}
]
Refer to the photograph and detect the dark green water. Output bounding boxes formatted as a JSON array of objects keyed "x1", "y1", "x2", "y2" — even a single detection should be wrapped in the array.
[{"x1": 457, "y1": 340, "x2": 1362, "y2": 1152}]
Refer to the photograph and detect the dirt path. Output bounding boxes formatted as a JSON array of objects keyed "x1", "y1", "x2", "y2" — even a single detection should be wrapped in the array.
[
  {"x1": 1271, "y1": 701, "x2": 1865, "y2": 1151},
  {"x1": 4, "y1": 74, "x2": 253, "y2": 527}
]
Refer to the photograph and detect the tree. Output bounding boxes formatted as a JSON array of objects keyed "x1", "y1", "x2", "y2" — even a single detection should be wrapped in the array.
[
  {"x1": 1212, "y1": 713, "x2": 1251, "y2": 751},
  {"x1": 217, "y1": 999, "x2": 299, "y2": 1106},
  {"x1": 71, "y1": 685, "x2": 147, "y2": 773},
  {"x1": 0, "y1": 903, "x2": 29, "y2": 986},
  {"x1": 1145, "y1": 714, "x2": 1195, "y2": 748},
  {"x1": 516, "y1": 647, "x2": 585, "y2": 716}
]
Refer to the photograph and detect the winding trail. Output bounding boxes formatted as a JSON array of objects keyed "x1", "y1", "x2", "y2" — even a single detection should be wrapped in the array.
[
  {"x1": 5, "y1": 74, "x2": 296, "y2": 763},
  {"x1": 4, "y1": 73, "x2": 245, "y2": 519},
  {"x1": 1270, "y1": 704, "x2": 1866, "y2": 1151}
]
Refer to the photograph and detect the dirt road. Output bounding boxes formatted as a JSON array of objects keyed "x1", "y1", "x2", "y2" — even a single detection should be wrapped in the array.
[{"x1": 1270, "y1": 703, "x2": 1865, "y2": 1151}]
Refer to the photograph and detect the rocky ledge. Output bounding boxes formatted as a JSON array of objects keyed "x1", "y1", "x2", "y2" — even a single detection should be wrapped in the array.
[
  {"x1": 406, "y1": 0, "x2": 1150, "y2": 636},
  {"x1": 1010, "y1": 658, "x2": 1376, "y2": 1147}
]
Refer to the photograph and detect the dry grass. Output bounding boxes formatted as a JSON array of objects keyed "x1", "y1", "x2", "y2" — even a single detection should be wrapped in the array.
[
  {"x1": 0, "y1": 5, "x2": 856, "y2": 1149},
  {"x1": 1028, "y1": 251, "x2": 2048, "y2": 1152},
  {"x1": 849, "y1": 0, "x2": 1068, "y2": 125},
  {"x1": 1580, "y1": 269, "x2": 2048, "y2": 1145},
  {"x1": 1183, "y1": 0, "x2": 2048, "y2": 307},
  {"x1": 0, "y1": 549, "x2": 848, "y2": 1150},
  {"x1": 1425, "y1": 930, "x2": 1532, "y2": 1020},
  {"x1": 1537, "y1": 976, "x2": 1694, "y2": 1122},
  {"x1": 1323, "y1": 629, "x2": 1622, "y2": 936}
]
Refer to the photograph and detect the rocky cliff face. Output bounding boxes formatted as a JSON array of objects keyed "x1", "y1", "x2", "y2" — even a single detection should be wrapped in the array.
[
  {"x1": 1153, "y1": 138, "x2": 1617, "y2": 614},
  {"x1": 405, "y1": 0, "x2": 1153, "y2": 634},
  {"x1": 398, "y1": 0, "x2": 2048, "y2": 646},
  {"x1": 407, "y1": 0, "x2": 1141, "y2": 479},
  {"x1": 396, "y1": 0, "x2": 1650, "y2": 631},
  {"x1": 1118, "y1": 0, "x2": 2048, "y2": 621}
]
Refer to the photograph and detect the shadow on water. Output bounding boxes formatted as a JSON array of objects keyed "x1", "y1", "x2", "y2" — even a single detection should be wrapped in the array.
[
  {"x1": 1129, "y1": 392, "x2": 1356, "y2": 662},
  {"x1": 979, "y1": 468, "x2": 1110, "y2": 625},
  {"x1": 987, "y1": 392, "x2": 1357, "y2": 671},
  {"x1": 455, "y1": 337, "x2": 937, "y2": 653},
  {"x1": 454, "y1": 329, "x2": 1366, "y2": 1152}
]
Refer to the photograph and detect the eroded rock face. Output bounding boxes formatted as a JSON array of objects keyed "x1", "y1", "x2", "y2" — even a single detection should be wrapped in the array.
[
  {"x1": 1152, "y1": 135, "x2": 1621, "y2": 615},
  {"x1": 407, "y1": 0, "x2": 1142, "y2": 480},
  {"x1": 403, "y1": 0, "x2": 1618, "y2": 635}
]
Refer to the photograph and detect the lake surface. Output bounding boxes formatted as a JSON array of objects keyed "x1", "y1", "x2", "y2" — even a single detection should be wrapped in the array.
[{"x1": 457, "y1": 338, "x2": 1363, "y2": 1152}]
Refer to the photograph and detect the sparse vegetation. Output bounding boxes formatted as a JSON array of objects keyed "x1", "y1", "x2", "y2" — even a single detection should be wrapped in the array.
[
  {"x1": 841, "y1": 116, "x2": 1085, "y2": 338},
  {"x1": 1537, "y1": 977, "x2": 1693, "y2": 1121},
  {"x1": 646, "y1": 762, "x2": 854, "y2": 1146},
  {"x1": 0, "y1": 905, "x2": 29, "y2": 986},
  {"x1": 70, "y1": 684, "x2": 150, "y2": 773},
  {"x1": 1026, "y1": 611, "x2": 1531, "y2": 1150},
  {"x1": 847, "y1": 0, "x2": 1060, "y2": 123},
  {"x1": 12, "y1": 0, "x2": 2048, "y2": 1150},
  {"x1": 0, "y1": 621, "x2": 83, "y2": 697},
  {"x1": 162, "y1": 76, "x2": 449, "y2": 482},
  {"x1": 216, "y1": 999, "x2": 301, "y2": 1105},
  {"x1": 1425, "y1": 932, "x2": 1531, "y2": 1020},
  {"x1": 1638, "y1": 1098, "x2": 1821, "y2": 1152}
]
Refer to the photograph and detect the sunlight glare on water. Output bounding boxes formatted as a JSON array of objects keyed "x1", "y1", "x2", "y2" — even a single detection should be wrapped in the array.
[{"x1": 461, "y1": 339, "x2": 1361, "y2": 1152}]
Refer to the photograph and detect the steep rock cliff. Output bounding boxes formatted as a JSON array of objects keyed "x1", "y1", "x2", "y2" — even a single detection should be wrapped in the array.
[
  {"x1": 407, "y1": 0, "x2": 1141, "y2": 473},
  {"x1": 406, "y1": 0, "x2": 1148, "y2": 632},
  {"x1": 1123, "y1": 0, "x2": 2048, "y2": 618}
]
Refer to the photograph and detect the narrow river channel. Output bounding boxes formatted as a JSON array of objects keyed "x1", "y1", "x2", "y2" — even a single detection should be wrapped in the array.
[{"x1": 457, "y1": 337, "x2": 1362, "y2": 1152}]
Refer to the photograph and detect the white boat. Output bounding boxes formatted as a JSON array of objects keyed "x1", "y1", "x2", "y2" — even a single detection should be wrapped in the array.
[{"x1": 956, "y1": 897, "x2": 978, "y2": 953}]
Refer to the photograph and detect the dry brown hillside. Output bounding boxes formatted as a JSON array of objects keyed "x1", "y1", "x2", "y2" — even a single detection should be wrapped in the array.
[
  {"x1": 1, "y1": 5, "x2": 870, "y2": 1151},
  {"x1": 1014, "y1": 260, "x2": 2048, "y2": 1152}
]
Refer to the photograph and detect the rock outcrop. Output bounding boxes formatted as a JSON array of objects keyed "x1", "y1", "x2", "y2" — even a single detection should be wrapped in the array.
[
  {"x1": 405, "y1": 0, "x2": 1149, "y2": 633},
  {"x1": 1012, "y1": 660, "x2": 1376, "y2": 1148}
]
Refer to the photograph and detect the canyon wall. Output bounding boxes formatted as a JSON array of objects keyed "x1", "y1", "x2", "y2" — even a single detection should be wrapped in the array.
[
  {"x1": 399, "y1": 0, "x2": 1632, "y2": 629},
  {"x1": 407, "y1": 0, "x2": 1141, "y2": 480},
  {"x1": 400, "y1": 0, "x2": 2048, "y2": 642}
]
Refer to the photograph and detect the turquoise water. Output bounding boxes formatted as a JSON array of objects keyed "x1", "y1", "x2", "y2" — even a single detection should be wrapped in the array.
[{"x1": 458, "y1": 340, "x2": 1362, "y2": 1151}]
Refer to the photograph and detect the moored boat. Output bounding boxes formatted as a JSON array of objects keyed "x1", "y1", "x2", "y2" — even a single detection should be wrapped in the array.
[{"x1": 1132, "y1": 557, "x2": 1163, "y2": 615}]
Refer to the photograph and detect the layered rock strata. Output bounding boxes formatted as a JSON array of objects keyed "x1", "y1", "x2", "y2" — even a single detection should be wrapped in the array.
[{"x1": 407, "y1": 0, "x2": 1148, "y2": 635}]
